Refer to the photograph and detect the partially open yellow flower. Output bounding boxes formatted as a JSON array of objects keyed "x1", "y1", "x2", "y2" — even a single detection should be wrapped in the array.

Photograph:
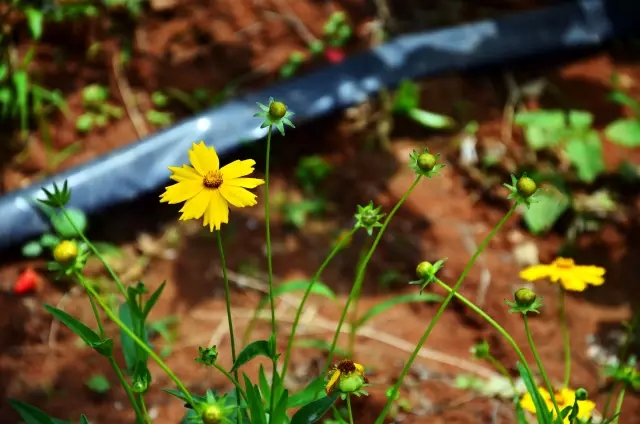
[
  {"x1": 520, "y1": 387, "x2": 596, "y2": 423},
  {"x1": 160, "y1": 141, "x2": 265, "y2": 231},
  {"x1": 519, "y1": 257, "x2": 605, "y2": 292},
  {"x1": 325, "y1": 359, "x2": 367, "y2": 395}
]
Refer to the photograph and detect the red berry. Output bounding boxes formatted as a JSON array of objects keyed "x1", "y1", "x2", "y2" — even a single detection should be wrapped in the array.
[
  {"x1": 325, "y1": 48, "x2": 345, "y2": 64},
  {"x1": 14, "y1": 267, "x2": 39, "y2": 294}
]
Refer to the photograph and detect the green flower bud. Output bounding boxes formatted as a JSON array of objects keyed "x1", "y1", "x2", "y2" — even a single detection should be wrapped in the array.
[
  {"x1": 202, "y1": 405, "x2": 223, "y2": 424},
  {"x1": 514, "y1": 288, "x2": 537, "y2": 307},
  {"x1": 575, "y1": 388, "x2": 588, "y2": 401},
  {"x1": 338, "y1": 372, "x2": 365, "y2": 393},
  {"x1": 471, "y1": 340, "x2": 490, "y2": 360},
  {"x1": 269, "y1": 101, "x2": 288, "y2": 120},
  {"x1": 416, "y1": 261, "x2": 433, "y2": 280},
  {"x1": 516, "y1": 176, "x2": 537, "y2": 198},
  {"x1": 417, "y1": 153, "x2": 436, "y2": 172}
]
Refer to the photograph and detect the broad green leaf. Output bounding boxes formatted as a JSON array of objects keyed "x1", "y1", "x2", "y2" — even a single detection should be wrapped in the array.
[
  {"x1": 8, "y1": 399, "x2": 63, "y2": 424},
  {"x1": 43, "y1": 304, "x2": 112, "y2": 356},
  {"x1": 605, "y1": 119, "x2": 640, "y2": 147},
  {"x1": 231, "y1": 340, "x2": 273, "y2": 373},
  {"x1": 564, "y1": 131, "x2": 605, "y2": 183},
  {"x1": 407, "y1": 108, "x2": 455, "y2": 129},
  {"x1": 118, "y1": 301, "x2": 149, "y2": 373},
  {"x1": 294, "y1": 339, "x2": 349, "y2": 357},
  {"x1": 21, "y1": 241, "x2": 43, "y2": 258},
  {"x1": 355, "y1": 292, "x2": 442, "y2": 328},
  {"x1": 290, "y1": 392, "x2": 339, "y2": 424},
  {"x1": 143, "y1": 281, "x2": 166, "y2": 317},
  {"x1": 523, "y1": 189, "x2": 570, "y2": 235},
  {"x1": 51, "y1": 208, "x2": 87, "y2": 238},
  {"x1": 288, "y1": 377, "x2": 325, "y2": 409}
]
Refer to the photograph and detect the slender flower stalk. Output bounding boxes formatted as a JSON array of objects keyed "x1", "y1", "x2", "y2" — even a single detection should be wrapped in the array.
[
  {"x1": 376, "y1": 203, "x2": 518, "y2": 424},
  {"x1": 557, "y1": 285, "x2": 571, "y2": 388},
  {"x1": 613, "y1": 385, "x2": 627, "y2": 424}
]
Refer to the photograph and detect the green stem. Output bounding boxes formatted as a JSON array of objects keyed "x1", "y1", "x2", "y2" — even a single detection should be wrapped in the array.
[
  {"x1": 602, "y1": 306, "x2": 640, "y2": 418},
  {"x1": 138, "y1": 393, "x2": 150, "y2": 424},
  {"x1": 213, "y1": 363, "x2": 248, "y2": 402},
  {"x1": 523, "y1": 315, "x2": 561, "y2": 417},
  {"x1": 82, "y1": 282, "x2": 146, "y2": 423},
  {"x1": 558, "y1": 285, "x2": 571, "y2": 388},
  {"x1": 281, "y1": 228, "x2": 357, "y2": 381},
  {"x1": 216, "y1": 231, "x2": 242, "y2": 419},
  {"x1": 346, "y1": 395, "x2": 354, "y2": 424},
  {"x1": 348, "y1": 245, "x2": 370, "y2": 358},
  {"x1": 486, "y1": 355, "x2": 517, "y2": 393},
  {"x1": 324, "y1": 176, "x2": 422, "y2": 375},
  {"x1": 375, "y1": 202, "x2": 518, "y2": 424},
  {"x1": 78, "y1": 275, "x2": 198, "y2": 413},
  {"x1": 612, "y1": 385, "x2": 627, "y2": 424},
  {"x1": 263, "y1": 124, "x2": 278, "y2": 420}
]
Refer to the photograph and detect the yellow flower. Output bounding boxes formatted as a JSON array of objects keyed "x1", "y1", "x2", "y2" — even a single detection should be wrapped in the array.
[
  {"x1": 519, "y1": 257, "x2": 605, "y2": 292},
  {"x1": 53, "y1": 240, "x2": 78, "y2": 263},
  {"x1": 160, "y1": 142, "x2": 265, "y2": 231},
  {"x1": 325, "y1": 359, "x2": 368, "y2": 395},
  {"x1": 520, "y1": 387, "x2": 596, "y2": 423}
]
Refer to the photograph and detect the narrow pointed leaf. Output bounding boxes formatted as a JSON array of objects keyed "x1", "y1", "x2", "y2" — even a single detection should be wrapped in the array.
[
  {"x1": 43, "y1": 304, "x2": 101, "y2": 347},
  {"x1": 290, "y1": 392, "x2": 339, "y2": 424}
]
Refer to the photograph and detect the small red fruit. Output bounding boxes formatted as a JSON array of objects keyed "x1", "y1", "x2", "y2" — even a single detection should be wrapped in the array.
[
  {"x1": 324, "y1": 47, "x2": 346, "y2": 64},
  {"x1": 14, "y1": 267, "x2": 39, "y2": 294}
]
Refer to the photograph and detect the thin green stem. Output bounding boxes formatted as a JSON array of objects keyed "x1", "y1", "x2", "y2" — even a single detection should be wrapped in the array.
[
  {"x1": 375, "y1": 202, "x2": 518, "y2": 424},
  {"x1": 61, "y1": 208, "x2": 127, "y2": 297},
  {"x1": 216, "y1": 230, "x2": 242, "y2": 419},
  {"x1": 486, "y1": 355, "x2": 517, "y2": 393},
  {"x1": 347, "y1": 245, "x2": 370, "y2": 358},
  {"x1": 138, "y1": 393, "x2": 150, "y2": 424},
  {"x1": 612, "y1": 385, "x2": 627, "y2": 424},
  {"x1": 602, "y1": 306, "x2": 640, "y2": 418},
  {"x1": 558, "y1": 285, "x2": 571, "y2": 388},
  {"x1": 263, "y1": 124, "x2": 278, "y2": 421},
  {"x1": 281, "y1": 228, "x2": 357, "y2": 381},
  {"x1": 523, "y1": 315, "x2": 561, "y2": 417},
  {"x1": 324, "y1": 176, "x2": 422, "y2": 375},
  {"x1": 213, "y1": 363, "x2": 248, "y2": 402},
  {"x1": 346, "y1": 395, "x2": 354, "y2": 424},
  {"x1": 78, "y1": 275, "x2": 198, "y2": 413},
  {"x1": 81, "y1": 282, "x2": 146, "y2": 423}
]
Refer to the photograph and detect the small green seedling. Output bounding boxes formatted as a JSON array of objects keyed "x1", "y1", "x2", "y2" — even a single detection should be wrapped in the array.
[
  {"x1": 145, "y1": 91, "x2": 174, "y2": 127},
  {"x1": 323, "y1": 11, "x2": 352, "y2": 48},
  {"x1": 76, "y1": 84, "x2": 124, "y2": 133},
  {"x1": 85, "y1": 374, "x2": 111, "y2": 394},
  {"x1": 604, "y1": 73, "x2": 640, "y2": 147}
]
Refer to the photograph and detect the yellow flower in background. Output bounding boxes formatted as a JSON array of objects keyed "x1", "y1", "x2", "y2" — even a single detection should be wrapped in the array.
[
  {"x1": 325, "y1": 359, "x2": 368, "y2": 395},
  {"x1": 160, "y1": 141, "x2": 265, "y2": 231},
  {"x1": 520, "y1": 387, "x2": 596, "y2": 423},
  {"x1": 519, "y1": 257, "x2": 605, "y2": 292}
]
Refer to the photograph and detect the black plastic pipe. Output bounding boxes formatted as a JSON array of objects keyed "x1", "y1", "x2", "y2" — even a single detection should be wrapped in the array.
[{"x1": 1, "y1": 0, "x2": 638, "y2": 249}]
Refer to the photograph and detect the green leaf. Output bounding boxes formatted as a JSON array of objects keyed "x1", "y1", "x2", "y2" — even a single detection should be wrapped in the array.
[
  {"x1": 163, "y1": 388, "x2": 206, "y2": 409},
  {"x1": 76, "y1": 113, "x2": 94, "y2": 133},
  {"x1": 272, "y1": 389, "x2": 290, "y2": 424},
  {"x1": 51, "y1": 208, "x2": 87, "y2": 238},
  {"x1": 85, "y1": 374, "x2": 111, "y2": 393},
  {"x1": 564, "y1": 131, "x2": 605, "y2": 183},
  {"x1": 392, "y1": 79, "x2": 419, "y2": 113},
  {"x1": 40, "y1": 233, "x2": 61, "y2": 248},
  {"x1": 231, "y1": 340, "x2": 272, "y2": 373},
  {"x1": 515, "y1": 109, "x2": 593, "y2": 150},
  {"x1": 523, "y1": 189, "x2": 570, "y2": 235},
  {"x1": 288, "y1": 377, "x2": 325, "y2": 409},
  {"x1": 79, "y1": 415, "x2": 90, "y2": 424},
  {"x1": 605, "y1": 119, "x2": 640, "y2": 147},
  {"x1": 355, "y1": 292, "x2": 442, "y2": 328},
  {"x1": 22, "y1": 241, "x2": 43, "y2": 258},
  {"x1": 516, "y1": 362, "x2": 553, "y2": 423},
  {"x1": 43, "y1": 304, "x2": 113, "y2": 356},
  {"x1": 407, "y1": 108, "x2": 455, "y2": 129},
  {"x1": 8, "y1": 399, "x2": 64, "y2": 424},
  {"x1": 290, "y1": 392, "x2": 339, "y2": 424},
  {"x1": 244, "y1": 374, "x2": 268, "y2": 424},
  {"x1": 25, "y1": 8, "x2": 44, "y2": 39},
  {"x1": 118, "y1": 301, "x2": 149, "y2": 373},
  {"x1": 143, "y1": 281, "x2": 166, "y2": 318}
]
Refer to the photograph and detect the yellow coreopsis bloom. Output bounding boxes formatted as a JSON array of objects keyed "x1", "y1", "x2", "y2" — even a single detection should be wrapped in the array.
[
  {"x1": 520, "y1": 387, "x2": 596, "y2": 423},
  {"x1": 160, "y1": 141, "x2": 265, "y2": 231},
  {"x1": 519, "y1": 257, "x2": 605, "y2": 292}
]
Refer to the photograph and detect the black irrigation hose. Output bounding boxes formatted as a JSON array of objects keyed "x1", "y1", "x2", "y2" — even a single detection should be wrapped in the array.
[{"x1": 1, "y1": 0, "x2": 638, "y2": 250}]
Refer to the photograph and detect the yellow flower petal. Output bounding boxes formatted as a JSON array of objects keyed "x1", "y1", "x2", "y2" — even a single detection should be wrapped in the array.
[
  {"x1": 220, "y1": 159, "x2": 257, "y2": 180},
  {"x1": 203, "y1": 189, "x2": 229, "y2": 231},
  {"x1": 189, "y1": 141, "x2": 219, "y2": 175},
  {"x1": 519, "y1": 264, "x2": 553, "y2": 282},
  {"x1": 225, "y1": 177, "x2": 265, "y2": 189},
  {"x1": 519, "y1": 392, "x2": 537, "y2": 414},
  {"x1": 325, "y1": 370, "x2": 341, "y2": 395},
  {"x1": 168, "y1": 164, "x2": 201, "y2": 182},
  {"x1": 575, "y1": 266, "x2": 605, "y2": 285},
  {"x1": 178, "y1": 189, "x2": 211, "y2": 221},
  {"x1": 559, "y1": 276, "x2": 588, "y2": 292},
  {"x1": 219, "y1": 184, "x2": 258, "y2": 208},
  {"x1": 355, "y1": 363, "x2": 364, "y2": 374},
  {"x1": 160, "y1": 180, "x2": 203, "y2": 204}
]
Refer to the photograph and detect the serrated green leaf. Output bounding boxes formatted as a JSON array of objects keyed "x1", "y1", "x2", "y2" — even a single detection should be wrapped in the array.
[
  {"x1": 605, "y1": 119, "x2": 640, "y2": 147},
  {"x1": 355, "y1": 292, "x2": 442, "y2": 328},
  {"x1": 523, "y1": 189, "x2": 570, "y2": 235},
  {"x1": 564, "y1": 131, "x2": 605, "y2": 183},
  {"x1": 231, "y1": 340, "x2": 272, "y2": 373},
  {"x1": 22, "y1": 241, "x2": 43, "y2": 258},
  {"x1": 290, "y1": 392, "x2": 339, "y2": 424}
]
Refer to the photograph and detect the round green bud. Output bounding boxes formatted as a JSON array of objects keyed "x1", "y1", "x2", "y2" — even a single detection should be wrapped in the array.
[
  {"x1": 514, "y1": 288, "x2": 537, "y2": 307},
  {"x1": 471, "y1": 340, "x2": 490, "y2": 359},
  {"x1": 361, "y1": 209, "x2": 379, "y2": 226},
  {"x1": 269, "y1": 101, "x2": 288, "y2": 119},
  {"x1": 417, "y1": 153, "x2": 437, "y2": 172},
  {"x1": 202, "y1": 405, "x2": 223, "y2": 424},
  {"x1": 516, "y1": 176, "x2": 537, "y2": 198},
  {"x1": 131, "y1": 380, "x2": 148, "y2": 393},
  {"x1": 309, "y1": 40, "x2": 325, "y2": 55},
  {"x1": 416, "y1": 261, "x2": 433, "y2": 280},
  {"x1": 575, "y1": 388, "x2": 588, "y2": 401}
]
